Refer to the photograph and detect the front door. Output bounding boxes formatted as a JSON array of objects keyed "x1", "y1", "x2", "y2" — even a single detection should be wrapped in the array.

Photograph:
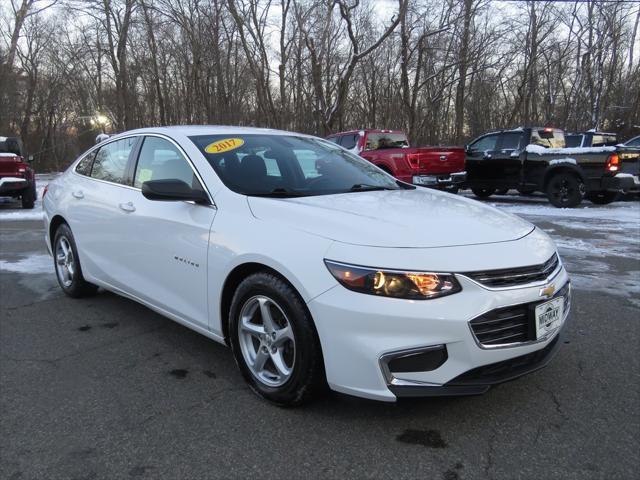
[{"x1": 117, "y1": 135, "x2": 216, "y2": 330}]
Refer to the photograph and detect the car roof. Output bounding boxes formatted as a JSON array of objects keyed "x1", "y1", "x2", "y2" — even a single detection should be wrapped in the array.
[{"x1": 106, "y1": 125, "x2": 318, "y2": 140}]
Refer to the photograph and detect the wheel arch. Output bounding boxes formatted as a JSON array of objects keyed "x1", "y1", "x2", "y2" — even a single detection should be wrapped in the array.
[
  {"x1": 219, "y1": 262, "x2": 314, "y2": 346},
  {"x1": 49, "y1": 214, "x2": 68, "y2": 246},
  {"x1": 543, "y1": 164, "x2": 585, "y2": 189}
]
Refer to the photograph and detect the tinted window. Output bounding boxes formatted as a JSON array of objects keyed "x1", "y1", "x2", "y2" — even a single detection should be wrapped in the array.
[
  {"x1": 91, "y1": 137, "x2": 137, "y2": 184},
  {"x1": 134, "y1": 137, "x2": 201, "y2": 190},
  {"x1": 565, "y1": 135, "x2": 582, "y2": 148},
  {"x1": 340, "y1": 134, "x2": 358, "y2": 150},
  {"x1": 75, "y1": 151, "x2": 97, "y2": 176},
  {"x1": 190, "y1": 134, "x2": 400, "y2": 196},
  {"x1": 499, "y1": 132, "x2": 523, "y2": 150},
  {"x1": 626, "y1": 136, "x2": 640, "y2": 147},
  {"x1": 365, "y1": 133, "x2": 409, "y2": 150},
  {"x1": 470, "y1": 134, "x2": 498, "y2": 152}
]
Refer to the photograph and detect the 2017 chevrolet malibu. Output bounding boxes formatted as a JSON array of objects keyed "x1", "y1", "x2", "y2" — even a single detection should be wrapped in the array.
[{"x1": 43, "y1": 126, "x2": 570, "y2": 405}]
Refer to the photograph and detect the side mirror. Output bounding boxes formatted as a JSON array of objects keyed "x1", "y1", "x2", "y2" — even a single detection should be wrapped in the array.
[
  {"x1": 141, "y1": 179, "x2": 209, "y2": 204},
  {"x1": 28, "y1": 155, "x2": 34, "y2": 163}
]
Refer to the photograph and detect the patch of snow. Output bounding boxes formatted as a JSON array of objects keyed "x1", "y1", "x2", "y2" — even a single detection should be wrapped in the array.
[
  {"x1": 615, "y1": 173, "x2": 635, "y2": 178},
  {"x1": 525, "y1": 144, "x2": 616, "y2": 155},
  {"x1": 0, "y1": 152, "x2": 19, "y2": 157},
  {"x1": 0, "y1": 209, "x2": 44, "y2": 221},
  {"x1": 0, "y1": 254, "x2": 53, "y2": 274},
  {"x1": 549, "y1": 158, "x2": 577, "y2": 166}
]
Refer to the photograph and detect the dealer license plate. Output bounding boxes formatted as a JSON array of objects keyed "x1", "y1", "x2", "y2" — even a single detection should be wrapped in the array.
[{"x1": 535, "y1": 297, "x2": 564, "y2": 339}]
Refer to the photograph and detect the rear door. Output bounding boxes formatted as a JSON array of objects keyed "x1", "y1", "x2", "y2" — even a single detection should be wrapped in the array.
[
  {"x1": 116, "y1": 135, "x2": 216, "y2": 330},
  {"x1": 66, "y1": 136, "x2": 139, "y2": 289},
  {"x1": 493, "y1": 131, "x2": 525, "y2": 185}
]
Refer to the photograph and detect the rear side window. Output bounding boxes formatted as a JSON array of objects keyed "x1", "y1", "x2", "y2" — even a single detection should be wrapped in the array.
[
  {"x1": 365, "y1": 133, "x2": 409, "y2": 150},
  {"x1": 499, "y1": 132, "x2": 523, "y2": 150},
  {"x1": 75, "y1": 151, "x2": 97, "y2": 176},
  {"x1": 591, "y1": 135, "x2": 617, "y2": 147},
  {"x1": 565, "y1": 135, "x2": 582, "y2": 148},
  {"x1": 530, "y1": 129, "x2": 565, "y2": 148},
  {"x1": 134, "y1": 136, "x2": 201, "y2": 190},
  {"x1": 91, "y1": 137, "x2": 137, "y2": 184},
  {"x1": 469, "y1": 134, "x2": 498, "y2": 152},
  {"x1": 339, "y1": 134, "x2": 359, "y2": 150}
]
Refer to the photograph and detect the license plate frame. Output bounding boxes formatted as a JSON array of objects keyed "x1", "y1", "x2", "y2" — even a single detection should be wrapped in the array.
[{"x1": 535, "y1": 297, "x2": 564, "y2": 339}]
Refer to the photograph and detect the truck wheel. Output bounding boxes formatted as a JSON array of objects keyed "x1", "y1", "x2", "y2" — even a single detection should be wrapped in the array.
[
  {"x1": 229, "y1": 272, "x2": 325, "y2": 406},
  {"x1": 546, "y1": 173, "x2": 584, "y2": 208},
  {"x1": 472, "y1": 188, "x2": 495, "y2": 199},
  {"x1": 585, "y1": 191, "x2": 621, "y2": 205},
  {"x1": 21, "y1": 184, "x2": 36, "y2": 209},
  {"x1": 517, "y1": 188, "x2": 536, "y2": 195},
  {"x1": 53, "y1": 223, "x2": 99, "y2": 298}
]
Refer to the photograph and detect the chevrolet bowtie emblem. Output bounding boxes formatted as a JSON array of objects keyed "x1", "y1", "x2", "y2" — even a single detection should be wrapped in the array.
[{"x1": 539, "y1": 284, "x2": 555, "y2": 298}]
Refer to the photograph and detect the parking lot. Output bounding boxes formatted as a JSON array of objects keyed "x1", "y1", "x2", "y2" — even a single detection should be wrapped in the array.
[{"x1": 1, "y1": 178, "x2": 639, "y2": 479}]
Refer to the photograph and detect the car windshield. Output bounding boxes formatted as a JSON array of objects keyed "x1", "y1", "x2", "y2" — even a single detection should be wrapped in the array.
[{"x1": 189, "y1": 134, "x2": 403, "y2": 197}]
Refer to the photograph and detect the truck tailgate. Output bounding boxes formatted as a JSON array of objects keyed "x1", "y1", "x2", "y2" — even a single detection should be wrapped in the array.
[
  {"x1": 0, "y1": 154, "x2": 21, "y2": 177},
  {"x1": 414, "y1": 147, "x2": 465, "y2": 174}
]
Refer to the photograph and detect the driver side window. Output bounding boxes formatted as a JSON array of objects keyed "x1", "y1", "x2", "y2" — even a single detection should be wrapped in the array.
[
  {"x1": 470, "y1": 134, "x2": 498, "y2": 152},
  {"x1": 134, "y1": 136, "x2": 203, "y2": 191}
]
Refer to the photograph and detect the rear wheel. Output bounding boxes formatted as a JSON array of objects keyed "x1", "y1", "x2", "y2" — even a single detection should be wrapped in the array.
[
  {"x1": 53, "y1": 223, "x2": 98, "y2": 297},
  {"x1": 21, "y1": 184, "x2": 35, "y2": 209},
  {"x1": 229, "y1": 272, "x2": 325, "y2": 406},
  {"x1": 472, "y1": 187, "x2": 496, "y2": 199},
  {"x1": 545, "y1": 173, "x2": 584, "y2": 208},
  {"x1": 585, "y1": 191, "x2": 621, "y2": 205}
]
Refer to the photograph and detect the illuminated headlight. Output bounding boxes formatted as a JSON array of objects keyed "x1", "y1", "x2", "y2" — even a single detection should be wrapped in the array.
[{"x1": 324, "y1": 260, "x2": 461, "y2": 300}]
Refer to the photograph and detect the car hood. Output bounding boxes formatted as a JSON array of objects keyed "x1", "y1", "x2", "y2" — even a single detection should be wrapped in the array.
[{"x1": 247, "y1": 189, "x2": 534, "y2": 248}]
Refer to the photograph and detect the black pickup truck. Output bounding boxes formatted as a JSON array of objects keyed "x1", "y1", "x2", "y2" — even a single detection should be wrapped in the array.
[{"x1": 464, "y1": 127, "x2": 637, "y2": 207}]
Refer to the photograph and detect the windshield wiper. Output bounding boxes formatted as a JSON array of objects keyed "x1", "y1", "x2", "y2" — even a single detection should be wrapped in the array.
[
  {"x1": 349, "y1": 183, "x2": 395, "y2": 192},
  {"x1": 245, "y1": 188, "x2": 309, "y2": 198}
]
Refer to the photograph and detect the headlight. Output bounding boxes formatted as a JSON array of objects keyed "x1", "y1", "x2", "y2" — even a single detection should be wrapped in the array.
[{"x1": 324, "y1": 260, "x2": 461, "y2": 300}]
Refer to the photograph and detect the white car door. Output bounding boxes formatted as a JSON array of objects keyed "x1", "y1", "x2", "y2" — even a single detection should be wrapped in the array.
[
  {"x1": 116, "y1": 135, "x2": 216, "y2": 330},
  {"x1": 65, "y1": 136, "x2": 140, "y2": 289}
]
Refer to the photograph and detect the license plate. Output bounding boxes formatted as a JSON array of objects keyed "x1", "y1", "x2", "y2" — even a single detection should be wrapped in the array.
[
  {"x1": 535, "y1": 297, "x2": 564, "y2": 339},
  {"x1": 413, "y1": 176, "x2": 437, "y2": 185}
]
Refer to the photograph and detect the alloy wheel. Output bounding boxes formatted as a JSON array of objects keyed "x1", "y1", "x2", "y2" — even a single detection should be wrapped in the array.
[
  {"x1": 55, "y1": 236, "x2": 75, "y2": 287},
  {"x1": 237, "y1": 295, "x2": 296, "y2": 387}
]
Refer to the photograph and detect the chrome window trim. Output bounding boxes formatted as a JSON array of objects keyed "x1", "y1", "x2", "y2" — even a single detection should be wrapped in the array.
[
  {"x1": 70, "y1": 132, "x2": 216, "y2": 208},
  {"x1": 467, "y1": 281, "x2": 571, "y2": 350}
]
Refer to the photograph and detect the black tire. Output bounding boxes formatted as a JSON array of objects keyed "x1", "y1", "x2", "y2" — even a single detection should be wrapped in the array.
[
  {"x1": 21, "y1": 183, "x2": 36, "y2": 209},
  {"x1": 585, "y1": 191, "x2": 621, "y2": 205},
  {"x1": 229, "y1": 272, "x2": 325, "y2": 406},
  {"x1": 495, "y1": 188, "x2": 509, "y2": 195},
  {"x1": 472, "y1": 187, "x2": 496, "y2": 199},
  {"x1": 444, "y1": 186, "x2": 459, "y2": 194},
  {"x1": 545, "y1": 173, "x2": 584, "y2": 208},
  {"x1": 53, "y1": 223, "x2": 98, "y2": 298},
  {"x1": 517, "y1": 187, "x2": 536, "y2": 195}
]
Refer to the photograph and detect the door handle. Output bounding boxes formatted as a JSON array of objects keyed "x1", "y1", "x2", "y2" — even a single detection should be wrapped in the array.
[
  {"x1": 119, "y1": 202, "x2": 136, "y2": 213},
  {"x1": 72, "y1": 190, "x2": 84, "y2": 199}
]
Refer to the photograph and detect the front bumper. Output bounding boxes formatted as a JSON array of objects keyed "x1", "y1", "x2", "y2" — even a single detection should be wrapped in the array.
[
  {"x1": 413, "y1": 171, "x2": 466, "y2": 188},
  {"x1": 308, "y1": 265, "x2": 570, "y2": 402}
]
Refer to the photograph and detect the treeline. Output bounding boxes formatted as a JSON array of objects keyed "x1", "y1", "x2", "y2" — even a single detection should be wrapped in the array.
[{"x1": 0, "y1": 0, "x2": 639, "y2": 171}]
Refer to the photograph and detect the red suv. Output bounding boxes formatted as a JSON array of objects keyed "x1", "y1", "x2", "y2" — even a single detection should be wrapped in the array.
[
  {"x1": 0, "y1": 136, "x2": 36, "y2": 209},
  {"x1": 327, "y1": 129, "x2": 466, "y2": 191}
]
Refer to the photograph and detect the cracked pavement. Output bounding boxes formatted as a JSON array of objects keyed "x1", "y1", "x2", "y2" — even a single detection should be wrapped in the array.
[{"x1": 1, "y1": 201, "x2": 639, "y2": 479}]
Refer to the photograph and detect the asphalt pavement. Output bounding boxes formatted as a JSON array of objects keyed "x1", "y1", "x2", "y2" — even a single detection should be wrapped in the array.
[{"x1": 1, "y1": 193, "x2": 639, "y2": 480}]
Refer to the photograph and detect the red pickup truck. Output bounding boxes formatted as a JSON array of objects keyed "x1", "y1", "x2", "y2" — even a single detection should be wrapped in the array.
[
  {"x1": 0, "y1": 136, "x2": 36, "y2": 209},
  {"x1": 326, "y1": 129, "x2": 466, "y2": 191}
]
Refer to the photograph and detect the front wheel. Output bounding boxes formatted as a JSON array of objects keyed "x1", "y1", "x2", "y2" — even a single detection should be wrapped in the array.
[
  {"x1": 545, "y1": 173, "x2": 584, "y2": 208},
  {"x1": 585, "y1": 191, "x2": 621, "y2": 205},
  {"x1": 53, "y1": 224, "x2": 98, "y2": 297},
  {"x1": 472, "y1": 187, "x2": 496, "y2": 199},
  {"x1": 229, "y1": 272, "x2": 325, "y2": 406}
]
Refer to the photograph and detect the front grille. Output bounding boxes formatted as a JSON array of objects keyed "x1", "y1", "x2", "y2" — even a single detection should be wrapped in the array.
[
  {"x1": 463, "y1": 253, "x2": 559, "y2": 288},
  {"x1": 470, "y1": 282, "x2": 570, "y2": 347}
]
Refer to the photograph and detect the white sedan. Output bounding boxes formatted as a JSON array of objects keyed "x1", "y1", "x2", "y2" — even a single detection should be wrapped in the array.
[{"x1": 43, "y1": 126, "x2": 570, "y2": 405}]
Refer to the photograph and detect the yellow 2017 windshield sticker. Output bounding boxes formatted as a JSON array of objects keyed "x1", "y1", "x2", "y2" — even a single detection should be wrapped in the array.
[{"x1": 205, "y1": 138, "x2": 245, "y2": 154}]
